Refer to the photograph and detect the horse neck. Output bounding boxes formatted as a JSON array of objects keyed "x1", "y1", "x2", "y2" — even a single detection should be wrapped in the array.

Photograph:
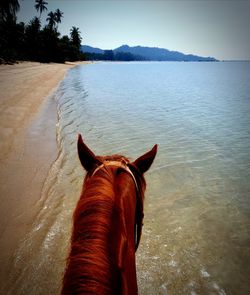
[{"x1": 62, "y1": 167, "x2": 139, "y2": 295}]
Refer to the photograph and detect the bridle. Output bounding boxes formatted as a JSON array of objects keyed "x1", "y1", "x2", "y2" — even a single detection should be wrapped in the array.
[{"x1": 90, "y1": 159, "x2": 144, "y2": 251}]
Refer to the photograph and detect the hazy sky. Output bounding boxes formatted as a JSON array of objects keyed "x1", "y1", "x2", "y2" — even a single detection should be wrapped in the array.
[{"x1": 18, "y1": 0, "x2": 250, "y2": 60}]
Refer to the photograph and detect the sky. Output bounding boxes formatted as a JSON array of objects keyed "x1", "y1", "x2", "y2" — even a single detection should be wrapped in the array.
[{"x1": 18, "y1": 0, "x2": 250, "y2": 61}]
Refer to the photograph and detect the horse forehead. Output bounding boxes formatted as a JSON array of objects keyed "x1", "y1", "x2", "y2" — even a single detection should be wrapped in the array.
[
  {"x1": 100, "y1": 161, "x2": 132, "y2": 177},
  {"x1": 98, "y1": 154, "x2": 130, "y2": 162},
  {"x1": 103, "y1": 160, "x2": 128, "y2": 167}
]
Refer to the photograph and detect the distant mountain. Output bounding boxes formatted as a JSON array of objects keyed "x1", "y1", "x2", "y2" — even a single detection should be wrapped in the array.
[
  {"x1": 80, "y1": 45, "x2": 104, "y2": 54},
  {"x1": 81, "y1": 44, "x2": 218, "y2": 62},
  {"x1": 114, "y1": 45, "x2": 217, "y2": 61}
]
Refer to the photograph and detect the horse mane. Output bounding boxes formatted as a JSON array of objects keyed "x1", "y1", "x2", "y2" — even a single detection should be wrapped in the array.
[{"x1": 62, "y1": 155, "x2": 146, "y2": 295}]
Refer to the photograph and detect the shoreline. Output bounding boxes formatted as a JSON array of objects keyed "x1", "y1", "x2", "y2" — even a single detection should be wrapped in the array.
[{"x1": 0, "y1": 61, "x2": 87, "y2": 289}]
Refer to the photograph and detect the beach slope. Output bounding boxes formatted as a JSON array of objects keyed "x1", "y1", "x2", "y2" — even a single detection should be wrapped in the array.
[{"x1": 0, "y1": 61, "x2": 81, "y2": 289}]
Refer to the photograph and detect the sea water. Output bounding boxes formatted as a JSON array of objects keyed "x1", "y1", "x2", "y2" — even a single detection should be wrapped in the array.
[{"x1": 6, "y1": 62, "x2": 250, "y2": 294}]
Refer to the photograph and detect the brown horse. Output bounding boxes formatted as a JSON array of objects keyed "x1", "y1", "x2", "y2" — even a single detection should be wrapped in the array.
[{"x1": 62, "y1": 134, "x2": 157, "y2": 295}]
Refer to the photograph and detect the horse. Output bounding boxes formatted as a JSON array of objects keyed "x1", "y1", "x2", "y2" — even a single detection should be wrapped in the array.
[{"x1": 62, "y1": 134, "x2": 157, "y2": 295}]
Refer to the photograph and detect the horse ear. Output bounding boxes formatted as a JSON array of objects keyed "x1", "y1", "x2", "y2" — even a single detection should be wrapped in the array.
[
  {"x1": 77, "y1": 134, "x2": 101, "y2": 171},
  {"x1": 133, "y1": 144, "x2": 157, "y2": 174}
]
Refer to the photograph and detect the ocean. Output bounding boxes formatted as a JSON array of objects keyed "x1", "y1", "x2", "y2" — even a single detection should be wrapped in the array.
[{"x1": 6, "y1": 61, "x2": 250, "y2": 294}]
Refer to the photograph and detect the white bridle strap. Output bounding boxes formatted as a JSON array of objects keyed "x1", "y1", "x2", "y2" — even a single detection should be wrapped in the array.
[{"x1": 91, "y1": 161, "x2": 139, "y2": 192}]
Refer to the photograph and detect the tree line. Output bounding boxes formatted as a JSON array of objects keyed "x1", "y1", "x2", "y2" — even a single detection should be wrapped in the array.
[{"x1": 0, "y1": 0, "x2": 85, "y2": 64}]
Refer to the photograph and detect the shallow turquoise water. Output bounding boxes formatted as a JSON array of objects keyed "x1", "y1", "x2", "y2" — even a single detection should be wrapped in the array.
[{"x1": 9, "y1": 62, "x2": 250, "y2": 294}]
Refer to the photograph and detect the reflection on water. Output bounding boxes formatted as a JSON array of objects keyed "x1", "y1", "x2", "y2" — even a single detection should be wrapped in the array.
[{"x1": 6, "y1": 62, "x2": 250, "y2": 294}]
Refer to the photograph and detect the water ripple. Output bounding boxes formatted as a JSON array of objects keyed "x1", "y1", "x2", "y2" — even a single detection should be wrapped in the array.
[{"x1": 9, "y1": 62, "x2": 250, "y2": 294}]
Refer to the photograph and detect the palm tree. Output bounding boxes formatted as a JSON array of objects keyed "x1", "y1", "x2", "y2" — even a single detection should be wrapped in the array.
[
  {"x1": 46, "y1": 11, "x2": 56, "y2": 30},
  {"x1": 27, "y1": 16, "x2": 41, "y2": 32},
  {"x1": 70, "y1": 26, "x2": 82, "y2": 49},
  {"x1": 0, "y1": 0, "x2": 20, "y2": 22},
  {"x1": 34, "y1": 0, "x2": 48, "y2": 19},
  {"x1": 25, "y1": 17, "x2": 41, "y2": 60},
  {"x1": 55, "y1": 8, "x2": 63, "y2": 29}
]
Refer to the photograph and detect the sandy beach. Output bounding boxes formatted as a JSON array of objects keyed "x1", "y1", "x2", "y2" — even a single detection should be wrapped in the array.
[{"x1": 0, "y1": 61, "x2": 85, "y2": 289}]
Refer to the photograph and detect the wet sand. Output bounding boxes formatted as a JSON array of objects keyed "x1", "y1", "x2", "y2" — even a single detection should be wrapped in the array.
[{"x1": 0, "y1": 61, "x2": 85, "y2": 290}]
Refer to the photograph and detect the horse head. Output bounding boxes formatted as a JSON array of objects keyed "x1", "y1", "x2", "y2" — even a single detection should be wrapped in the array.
[{"x1": 62, "y1": 134, "x2": 157, "y2": 295}]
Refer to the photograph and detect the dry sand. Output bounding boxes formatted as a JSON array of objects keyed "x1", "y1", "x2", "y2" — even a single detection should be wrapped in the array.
[{"x1": 0, "y1": 61, "x2": 86, "y2": 286}]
